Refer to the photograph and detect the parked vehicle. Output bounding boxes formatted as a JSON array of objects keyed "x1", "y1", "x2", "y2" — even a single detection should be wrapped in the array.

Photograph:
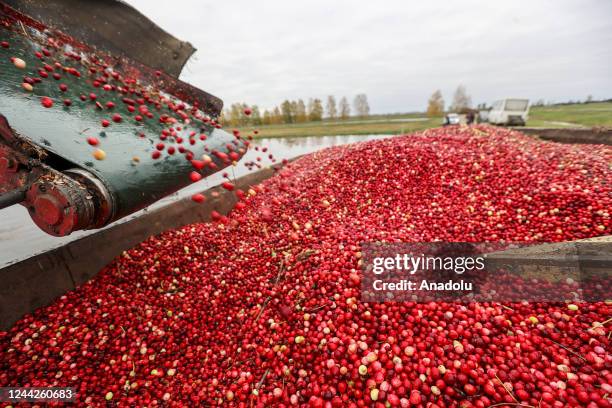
[
  {"x1": 478, "y1": 109, "x2": 490, "y2": 123},
  {"x1": 443, "y1": 113, "x2": 461, "y2": 126},
  {"x1": 488, "y1": 99, "x2": 530, "y2": 126}
]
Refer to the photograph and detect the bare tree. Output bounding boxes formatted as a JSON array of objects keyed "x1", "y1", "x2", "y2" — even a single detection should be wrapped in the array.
[
  {"x1": 353, "y1": 94, "x2": 370, "y2": 117},
  {"x1": 450, "y1": 85, "x2": 472, "y2": 112},
  {"x1": 426, "y1": 90, "x2": 444, "y2": 117},
  {"x1": 326, "y1": 96, "x2": 337, "y2": 119},
  {"x1": 339, "y1": 97, "x2": 351, "y2": 119}
]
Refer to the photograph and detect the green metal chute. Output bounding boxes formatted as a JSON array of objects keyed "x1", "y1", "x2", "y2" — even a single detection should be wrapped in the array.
[{"x1": 0, "y1": 2, "x2": 245, "y2": 235}]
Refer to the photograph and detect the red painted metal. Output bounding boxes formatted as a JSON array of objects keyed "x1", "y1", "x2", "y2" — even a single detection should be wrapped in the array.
[
  {"x1": 0, "y1": 114, "x2": 110, "y2": 236},
  {"x1": 24, "y1": 176, "x2": 94, "y2": 236}
]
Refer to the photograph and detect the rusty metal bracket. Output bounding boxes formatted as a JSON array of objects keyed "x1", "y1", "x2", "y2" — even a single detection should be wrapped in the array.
[{"x1": 0, "y1": 114, "x2": 114, "y2": 235}]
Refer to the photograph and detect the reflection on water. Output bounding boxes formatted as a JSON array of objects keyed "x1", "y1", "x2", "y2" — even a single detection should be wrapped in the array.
[
  {"x1": 261, "y1": 134, "x2": 390, "y2": 153},
  {"x1": 0, "y1": 134, "x2": 393, "y2": 266},
  {"x1": 208, "y1": 134, "x2": 391, "y2": 183}
]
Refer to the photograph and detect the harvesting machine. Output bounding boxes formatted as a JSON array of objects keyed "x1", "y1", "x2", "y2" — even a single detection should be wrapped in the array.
[{"x1": 0, "y1": 0, "x2": 244, "y2": 236}]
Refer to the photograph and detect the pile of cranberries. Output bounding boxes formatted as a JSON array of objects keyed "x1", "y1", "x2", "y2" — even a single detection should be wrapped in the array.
[{"x1": 1, "y1": 126, "x2": 610, "y2": 407}]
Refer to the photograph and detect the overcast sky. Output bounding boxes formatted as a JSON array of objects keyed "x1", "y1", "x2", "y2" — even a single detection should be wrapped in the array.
[{"x1": 125, "y1": 0, "x2": 611, "y2": 114}]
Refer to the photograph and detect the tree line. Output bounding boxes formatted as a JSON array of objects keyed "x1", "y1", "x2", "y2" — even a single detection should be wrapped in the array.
[
  {"x1": 426, "y1": 86, "x2": 606, "y2": 115},
  {"x1": 222, "y1": 94, "x2": 370, "y2": 127}
]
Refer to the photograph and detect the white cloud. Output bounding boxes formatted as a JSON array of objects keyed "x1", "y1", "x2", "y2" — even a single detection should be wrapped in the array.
[{"x1": 125, "y1": 0, "x2": 612, "y2": 113}]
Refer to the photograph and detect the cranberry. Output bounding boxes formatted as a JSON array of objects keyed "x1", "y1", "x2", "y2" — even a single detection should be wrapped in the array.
[
  {"x1": 86, "y1": 137, "x2": 99, "y2": 146},
  {"x1": 40, "y1": 96, "x2": 53, "y2": 108},
  {"x1": 191, "y1": 193, "x2": 205, "y2": 203}
]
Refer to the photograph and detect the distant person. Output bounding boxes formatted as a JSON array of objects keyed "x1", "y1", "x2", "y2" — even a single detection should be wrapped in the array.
[
  {"x1": 443, "y1": 115, "x2": 450, "y2": 126},
  {"x1": 466, "y1": 111, "x2": 475, "y2": 125}
]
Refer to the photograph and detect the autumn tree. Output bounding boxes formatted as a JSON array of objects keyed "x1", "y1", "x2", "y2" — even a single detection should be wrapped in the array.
[
  {"x1": 226, "y1": 103, "x2": 246, "y2": 126},
  {"x1": 241, "y1": 103, "x2": 252, "y2": 126},
  {"x1": 314, "y1": 99, "x2": 325, "y2": 121},
  {"x1": 281, "y1": 100, "x2": 294, "y2": 124},
  {"x1": 262, "y1": 110, "x2": 272, "y2": 125},
  {"x1": 426, "y1": 90, "x2": 444, "y2": 117},
  {"x1": 228, "y1": 104, "x2": 239, "y2": 126},
  {"x1": 308, "y1": 98, "x2": 324, "y2": 121},
  {"x1": 296, "y1": 99, "x2": 307, "y2": 123},
  {"x1": 224, "y1": 103, "x2": 263, "y2": 126},
  {"x1": 291, "y1": 100, "x2": 298, "y2": 121},
  {"x1": 250, "y1": 105, "x2": 262, "y2": 126},
  {"x1": 326, "y1": 96, "x2": 337, "y2": 119},
  {"x1": 450, "y1": 85, "x2": 472, "y2": 112},
  {"x1": 271, "y1": 107, "x2": 283, "y2": 124},
  {"x1": 220, "y1": 109, "x2": 230, "y2": 126},
  {"x1": 339, "y1": 97, "x2": 350, "y2": 119},
  {"x1": 353, "y1": 94, "x2": 370, "y2": 117}
]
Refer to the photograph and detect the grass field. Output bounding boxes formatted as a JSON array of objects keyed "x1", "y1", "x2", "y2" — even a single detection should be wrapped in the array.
[
  {"x1": 240, "y1": 102, "x2": 612, "y2": 138},
  {"x1": 527, "y1": 102, "x2": 612, "y2": 128}
]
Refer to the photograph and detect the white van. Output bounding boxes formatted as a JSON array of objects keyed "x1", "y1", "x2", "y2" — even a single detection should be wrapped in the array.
[{"x1": 488, "y1": 99, "x2": 530, "y2": 126}]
